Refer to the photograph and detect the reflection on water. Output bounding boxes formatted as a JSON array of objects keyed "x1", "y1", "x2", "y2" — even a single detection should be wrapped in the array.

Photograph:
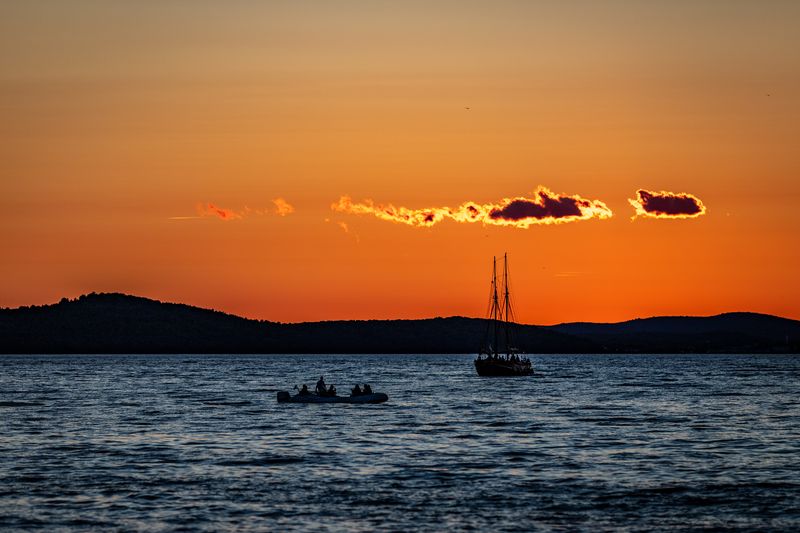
[{"x1": 1, "y1": 354, "x2": 799, "y2": 531}]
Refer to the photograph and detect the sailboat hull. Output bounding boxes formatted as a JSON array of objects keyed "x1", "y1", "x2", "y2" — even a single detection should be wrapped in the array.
[{"x1": 474, "y1": 358, "x2": 533, "y2": 377}]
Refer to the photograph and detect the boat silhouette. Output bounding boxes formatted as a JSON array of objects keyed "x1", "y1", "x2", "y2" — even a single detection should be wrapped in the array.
[
  {"x1": 277, "y1": 387, "x2": 388, "y2": 404},
  {"x1": 474, "y1": 253, "x2": 533, "y2": 377}
]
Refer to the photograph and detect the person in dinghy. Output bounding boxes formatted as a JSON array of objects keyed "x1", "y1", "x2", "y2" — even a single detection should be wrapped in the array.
[{"x1": 278, "y1": 380, "x2": 388, "y2": 404}]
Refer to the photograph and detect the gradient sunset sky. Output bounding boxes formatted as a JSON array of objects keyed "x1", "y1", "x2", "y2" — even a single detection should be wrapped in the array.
[{"x1": 2, "y1": 1, "x2": 799, "y2": 323}]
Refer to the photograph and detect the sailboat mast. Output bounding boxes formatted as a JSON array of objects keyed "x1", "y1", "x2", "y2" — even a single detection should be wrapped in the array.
[
  {"x1": 503, "y1": 252, "x2": 510, "y2": 355},
  {"x1": 492, "y1": 256, "x2": 499, "y2": 356},
  {"x1": 474, "y1": 252, "x2": 533, "y2": 376}
]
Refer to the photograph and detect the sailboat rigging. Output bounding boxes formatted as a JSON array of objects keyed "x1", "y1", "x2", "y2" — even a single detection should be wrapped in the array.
[{"x1": 474, "y1": 253, "x2": 533, "y2": 377}]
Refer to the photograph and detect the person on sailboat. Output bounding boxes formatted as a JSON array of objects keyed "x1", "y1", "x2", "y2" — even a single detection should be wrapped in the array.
[{"x1": 316, "y1": 376, "x2": 326, "y2": 395}]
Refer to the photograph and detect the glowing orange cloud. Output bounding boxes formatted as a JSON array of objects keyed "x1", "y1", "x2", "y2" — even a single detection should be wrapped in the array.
[
  {"x1": 331, "y1": 187, "x2": 613, "y2": 228},
  {"x1": 629, "y1": 189, "x2": 707, "y2": 219},
  {"x1": 198, "y1": 203, "x2": 242, "y2": 220},
  {"x1": 188, "y1": 199, "x2": 296, "y2": 221},
  {"x1": 273, "y1": 197, "x2": 294, "y2": 216},
  {"x1": 324, "y1": 217, "x2": 361, "y2": 243}
]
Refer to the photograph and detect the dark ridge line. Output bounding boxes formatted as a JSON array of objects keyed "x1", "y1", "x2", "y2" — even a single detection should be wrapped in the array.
[{"x1": 1, "y1": 292, "x2": 799, "y2": 355}]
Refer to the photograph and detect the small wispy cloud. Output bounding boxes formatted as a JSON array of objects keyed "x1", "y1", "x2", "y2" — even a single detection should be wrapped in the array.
[
  {"x1": 273, "y1": 197, "x2": 295, "y2": 216},
  {"x1": 554, "y1": 271, "x2": 587, "y2": 278},
  {"x1": 325, "y1": 218, "x2": 360, "y2": 242},
  {"x1": 170, "y1": 198, "x2": 296, "y2": 221},
  {"x1": 198, "y1": 203, "x2": 242, "y2": 221}
]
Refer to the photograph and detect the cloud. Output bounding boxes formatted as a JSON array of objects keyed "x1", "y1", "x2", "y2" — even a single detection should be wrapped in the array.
[
  {"x1": 176, "y1": 199, "x2": 295, "y2": 221},
  {"x1": 331, "y1": 187, "x2": 612, "y2": 229},
  {"x1": 197, "y1": 203, "x2": 242, "y2": 221},
  {"x1": 272, "y1": 197, "x2": 295, "y2": 216},
  {"x1": 324, "y1": 217, "x2": 360, "y2": 242},
  {"x1": 628, "y1": 189, "x2": 707, "y2": 219}
]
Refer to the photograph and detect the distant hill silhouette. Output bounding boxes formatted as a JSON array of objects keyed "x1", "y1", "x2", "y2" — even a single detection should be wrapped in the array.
[
  {"x1": 1, "y1": 293, "x2": 798, "y2": 354},
  {"x1": 551, "y1": 313, "x2": 800, "y2": 353}
]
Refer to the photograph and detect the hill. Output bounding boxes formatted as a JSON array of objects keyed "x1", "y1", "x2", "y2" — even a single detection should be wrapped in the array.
[
  {"x1": 550, "y1": 313, "x2": 800, "y2": 353},
  {"x1": 0, "y1": 293, "x2": 593, "y2": 354},
  {"x1": 1, "y1": 293, "x2": 798, "y2": 354}
]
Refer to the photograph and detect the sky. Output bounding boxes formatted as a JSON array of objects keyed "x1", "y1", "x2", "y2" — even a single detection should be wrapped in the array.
[{"x1": 1, "y1": 0, "x2": 799, "y2": 324}]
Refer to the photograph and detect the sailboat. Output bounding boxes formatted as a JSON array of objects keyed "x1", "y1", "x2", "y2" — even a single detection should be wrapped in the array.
[{"x1": 474, "y1": 253, "x2": 533, "y2": 377}]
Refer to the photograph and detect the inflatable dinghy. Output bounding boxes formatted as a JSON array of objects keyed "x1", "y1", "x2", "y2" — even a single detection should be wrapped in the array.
[{"x1": 277, "y1": 391, "x2": 388, "y2": 404}]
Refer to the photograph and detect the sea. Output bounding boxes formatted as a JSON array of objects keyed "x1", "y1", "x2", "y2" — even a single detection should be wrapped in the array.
[{"x1": 1, "y1": 354, "x2": 799, "y2": 532}]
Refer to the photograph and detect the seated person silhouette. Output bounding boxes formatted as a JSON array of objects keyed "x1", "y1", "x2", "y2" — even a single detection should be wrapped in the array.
[
  {"x1": 327, "y1": 384, "x2": 337, "y2": 397},
  {"x1": 363, "y1": 384, "x2": 372, "y2": 395},
  {"x1": 351, "y1": 384, "x2": 362, "y2": 396},
  {"x1": 299, "y1": 384, "x2": 310, "y2": 396}
]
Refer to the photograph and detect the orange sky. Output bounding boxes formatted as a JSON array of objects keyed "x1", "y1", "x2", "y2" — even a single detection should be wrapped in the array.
[{"x1": 2, "y1": 1, "x2": 799, "y2": 323}]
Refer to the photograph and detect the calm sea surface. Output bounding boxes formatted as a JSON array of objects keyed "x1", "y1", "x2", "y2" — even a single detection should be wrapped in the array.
[{"x1": 1, "y1": 354, "x2": 799, "y2": 532}]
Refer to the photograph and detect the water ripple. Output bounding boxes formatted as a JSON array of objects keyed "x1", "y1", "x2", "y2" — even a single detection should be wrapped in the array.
[{"x1": 1, "y1": 353, "x2": 799, "y2": 531}]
